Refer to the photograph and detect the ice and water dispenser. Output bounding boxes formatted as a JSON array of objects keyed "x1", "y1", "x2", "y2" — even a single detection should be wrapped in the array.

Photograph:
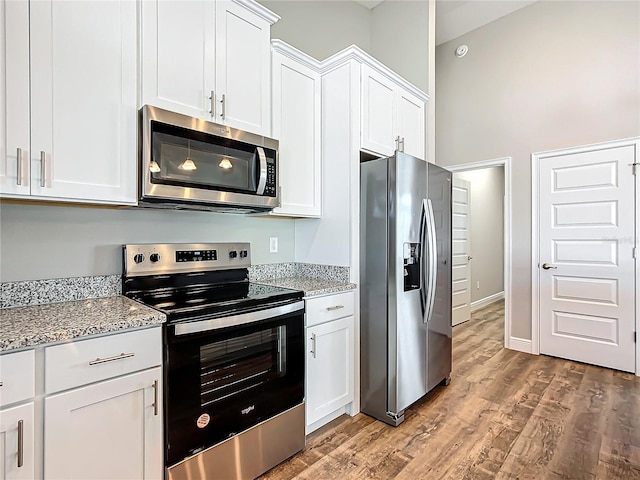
[{"x1": 403, "y1": 242, "x2": 421, "y2": 291}]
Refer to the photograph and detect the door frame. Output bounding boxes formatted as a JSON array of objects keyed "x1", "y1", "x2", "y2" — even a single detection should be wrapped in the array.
[
  {"x1": 531, "y1": 137, "x2": 640, "y2": 376},
  {"x1": 447, "y1": 157, "x2": 512, "y2": 350}
]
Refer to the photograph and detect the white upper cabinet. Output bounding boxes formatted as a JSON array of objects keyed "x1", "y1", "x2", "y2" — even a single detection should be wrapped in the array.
[
  {"x1": 141, "y1": 0, "x2": 278, "y2": 137},
  {"x1": 271, "y1": 42, "x2": 322, "y2": 217},
  {"x1": 1, "y1": 0, "x2": 137, "y2": 205},
  {"x1": 361, "y1": 64, "x2": 427, "y2": 160},
  {"x1": 140, "y1": 0, "x2": 216, "y2": 119}
]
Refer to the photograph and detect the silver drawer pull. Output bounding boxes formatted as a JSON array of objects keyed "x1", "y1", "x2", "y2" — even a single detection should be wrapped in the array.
[
  {"x1": 152, "y1": 380, "x2": 159, "y2": 416},
  {"x1": 310, "y1": 333, "x2": 317, "y2": 358},
  {"x1": 326, "y1": 305, "x2": 344, "y2": 311},
  {"x1": 88, "y1": 352, "x2": 135, "y2": 366},
  {"x1": 17, "y1": 148, "x2": 23, "y2": 185},
  {"x1": 17, "y1": 419, "x2": 24, "y2": 468}
]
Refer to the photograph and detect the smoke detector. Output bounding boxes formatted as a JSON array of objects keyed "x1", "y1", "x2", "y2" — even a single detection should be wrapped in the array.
[{"x1": 455, "y1": 45, "x2": 469, "y2": 58}]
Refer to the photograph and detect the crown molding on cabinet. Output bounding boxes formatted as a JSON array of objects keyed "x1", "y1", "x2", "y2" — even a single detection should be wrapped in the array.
[
  {"x1": 271, "y1": 39, "x2": 324, "y2": 72},
  {"x1": 321, "y1": 45, "x2": 429, "y2": 102},
  {"x1": 271, "y1": 40, "x2": 429, "y2": 103},
  {"x1": 233, "y1": 0, "x2": 280, "y2": 24}
]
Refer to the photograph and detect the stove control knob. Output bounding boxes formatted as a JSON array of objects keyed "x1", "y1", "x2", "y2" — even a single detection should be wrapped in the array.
[
  {"x1": 229, "y1": 250, "x2": 238, "y2": 259},
  {"x1": 149, "y1": 253, "x2": 161, "y2": 263},
  {"x1": 240, "y1": 250, "x2": 248, "y2": 258},
  {"x1": 133, "y1": 253, "x2": 145, "y2": 264}
]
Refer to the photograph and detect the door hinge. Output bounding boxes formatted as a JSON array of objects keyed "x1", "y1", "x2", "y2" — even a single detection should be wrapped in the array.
[
  {"x1": 634, "y1": 331, "x2": 637, "y2": 343},
  {"x1": 633, "y1": 247, "x2": 637, "y2": 260},
  {"x1": 633, "y1": 163, "x2": 638, "y2": 175}
]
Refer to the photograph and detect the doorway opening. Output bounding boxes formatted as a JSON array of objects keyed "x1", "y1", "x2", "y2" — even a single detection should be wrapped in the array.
[{"x1": 447, "y1": 157, "x2": 514, "y2": 350}]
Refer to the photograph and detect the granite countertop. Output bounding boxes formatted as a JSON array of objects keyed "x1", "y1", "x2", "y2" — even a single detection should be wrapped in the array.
[
  {"x1": 0, "y1": 296, "x2": 166, "y2": 352},
  {"x1": 256, "y1": 277, "x2": 356, "y2": 298}
]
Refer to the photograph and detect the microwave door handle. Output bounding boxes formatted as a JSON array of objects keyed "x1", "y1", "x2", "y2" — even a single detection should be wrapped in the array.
[{"x1": 256, "y1": 147, "x2": 267, "y2": 195}]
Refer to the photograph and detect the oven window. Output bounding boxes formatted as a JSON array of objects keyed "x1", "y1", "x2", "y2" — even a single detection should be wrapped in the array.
[{"x1": 200, "y1": 326, "x2": 287, "y2": 407}]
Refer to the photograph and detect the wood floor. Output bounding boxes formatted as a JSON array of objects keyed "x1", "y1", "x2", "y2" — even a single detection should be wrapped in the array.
[{"x1": 261, "y1": 301, "x2": 640, "y2": 479}]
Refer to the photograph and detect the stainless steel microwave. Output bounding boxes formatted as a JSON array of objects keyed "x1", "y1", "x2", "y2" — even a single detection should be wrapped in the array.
[{"x1": 139, "y1": 105, "x2": 279, "y2": 213}]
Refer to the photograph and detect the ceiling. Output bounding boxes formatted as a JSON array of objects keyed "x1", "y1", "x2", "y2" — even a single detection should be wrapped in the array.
[{"x1": 355, "y1": 0, "x2": 538, "y2": 46}]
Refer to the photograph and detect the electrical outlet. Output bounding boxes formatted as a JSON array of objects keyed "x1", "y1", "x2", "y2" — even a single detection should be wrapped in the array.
[
  {"x1": 269, "y1": 237, "x2": 278, "y2": 253},
  {"x1": 476, "y1": 281, "x2": 480, "y2": 290}
]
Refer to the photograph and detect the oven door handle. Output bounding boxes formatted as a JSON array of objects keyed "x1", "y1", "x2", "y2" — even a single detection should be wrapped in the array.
[{"x1": 173, "y1": 300, "x2": 305, "y2": 336}]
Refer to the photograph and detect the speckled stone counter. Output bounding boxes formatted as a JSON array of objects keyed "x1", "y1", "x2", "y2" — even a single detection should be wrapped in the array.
[
  {"x1": 0, "y1": 296, "x2": 165, "y2": 352},
  {"x1": 256, "y1": 277, "x2": 356, "y2": 298}
]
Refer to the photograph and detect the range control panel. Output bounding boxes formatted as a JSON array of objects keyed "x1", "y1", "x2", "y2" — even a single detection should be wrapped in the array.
[{"x1": 124, "y1": 243, "x2": 251, "y2": 277}]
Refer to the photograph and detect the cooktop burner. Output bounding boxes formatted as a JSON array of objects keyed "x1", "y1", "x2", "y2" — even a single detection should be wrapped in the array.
[{"x1": 122, "y1": 243, "x2": 303, "y2": 324}]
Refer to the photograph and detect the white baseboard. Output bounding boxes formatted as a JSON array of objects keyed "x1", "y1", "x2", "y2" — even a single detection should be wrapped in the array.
[
  {"x1": 470, "y1": 291, "x2": 504, "y2": 312},
  {"x1": 509, "y1": 336, "x2": 533, "y2": 354}
]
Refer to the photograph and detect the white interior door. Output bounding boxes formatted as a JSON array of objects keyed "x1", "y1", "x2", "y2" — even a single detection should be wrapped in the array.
[
  {"x1": 452, "y1": 176, "x2": 471, "y2": 326},
  {"x1": 537, "y1": 144, "x2": 636, "y2": 372}
]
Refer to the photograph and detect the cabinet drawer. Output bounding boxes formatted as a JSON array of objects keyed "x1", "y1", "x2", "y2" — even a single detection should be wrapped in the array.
[
  {"x1": 306, "y1": 292, "x2": 354, "y2": 327},
  {"x1": 0, "y1": 350, "x2": 35, "y2": 407},
  {"x1": 45, "y1": 327, "x2": 162, "y2": 394}
]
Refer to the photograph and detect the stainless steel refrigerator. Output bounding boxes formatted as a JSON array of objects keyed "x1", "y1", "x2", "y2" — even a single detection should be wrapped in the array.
[{"x1": 360, "y1": 151, "x2": 452, "y2": 426}]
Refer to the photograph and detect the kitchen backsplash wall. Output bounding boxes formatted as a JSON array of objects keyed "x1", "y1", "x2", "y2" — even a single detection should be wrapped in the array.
[{"x1": 0, "y1": 203, "x2": 296, "y2": 282}]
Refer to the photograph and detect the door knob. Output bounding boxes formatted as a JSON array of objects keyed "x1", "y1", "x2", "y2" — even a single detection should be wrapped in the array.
[
  {"x1": 467, "y1": 256, "x2": 473, "y2": 261},
  {"x1": 541, "y1": 263, "x2": 557, "y2": 270}
]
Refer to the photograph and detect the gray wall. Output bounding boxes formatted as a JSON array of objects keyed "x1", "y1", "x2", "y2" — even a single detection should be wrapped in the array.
[
  {"x1": 0, "y1": 203, "x2": 295, "y2": 282},
  {"x1": 261, "y1": 0, "x2": 372, "y2": 59},
  {"x1": 370, "y1": 0, "x2": 429, "y2": 92},
  {"x1": 435, "y1": 1, "x2": 640, "y2": 339},
  {"x1": 261, "y1": 0, "x2": 429, "y2": 92},
  {"x1": 456, "y1": 167, "x2": 504, "y2": 304}
]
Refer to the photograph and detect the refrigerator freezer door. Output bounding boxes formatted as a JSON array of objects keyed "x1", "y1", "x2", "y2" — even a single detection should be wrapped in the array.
[{"x1": 390, "y1": 152, "x2": 428, "y2": 414}]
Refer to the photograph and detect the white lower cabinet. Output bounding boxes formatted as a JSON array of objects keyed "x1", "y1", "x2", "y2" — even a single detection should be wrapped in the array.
[
  {"x1": 44, "y1": 368, "x2": 163, "y2": 480},
  {"x1": 305, "y1": 292, "x2": 355, "y2": 433},
  {"x1": 0, "y1": 403, "x2": 34, "y2": 480}
]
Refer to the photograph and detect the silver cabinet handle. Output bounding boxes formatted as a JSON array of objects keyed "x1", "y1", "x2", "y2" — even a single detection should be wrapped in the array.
[
  {"x1": 399, "y1": 137, "x2": 405, "y2": 152},
  {"x1": 541, "y1": 263, "x2": 557, "y2": 270},
  {"x1": 16, "y1": 148, "x2": 23, "y2": 185},
  {"x1": 152, "y1": 380, "x2": 159, "y2": 416},
  {"x1": 395, "y1": 136, "x2": 400, "y2": 151},
  {"x1": 220, "y1": 94, "x2": 226, "y2": 119},
  {"x1": 88, "y1": 352, "x2": 135, "y2": 366},
  {"x1": 40, "y1": 151, "x2": 46, "y2": 187},
  {"x1": 209, "y1": 90, "x2": 216, "y2": 116},
  {"x1": 310, "y1": 333, "x2": 316, "y2": 358},
  {"x1": 326, "y1": 305, "x2": 344, "y2": 311},
  {"x1": 17, "y1": 419, "x2": 24, "y2": 468}
]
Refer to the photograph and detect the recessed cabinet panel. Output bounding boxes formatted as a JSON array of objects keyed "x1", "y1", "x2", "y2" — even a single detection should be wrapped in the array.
[
  {"x1": 44, "y1": 368, "x2": 163, "y2": 480},
  {"x1": 271, "y1": 48, "x2": 321, "y2": 217},
  {"x1": 0, "y1": 0, "x2": 30, "y2": 196},
  {"x1": 28, "y1": 0, "x2": 137, "y2": 204},
  {"x1": 141, "y1": 0, "x2": 215, "y2": 118},
  {"x1": 361, "y1": 65, "x2": 395, "y2": 156},
  {"x1": 0, "y1": 403, "x2": 35, "y2": 480},
  {"x1": 306, "y1": 315, "x2": 354, "y2": 426}
]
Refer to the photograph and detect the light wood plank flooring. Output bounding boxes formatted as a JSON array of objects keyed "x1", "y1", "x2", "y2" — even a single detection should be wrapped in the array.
[{"x1": 261, "y1": 301, "x2": 640, "y2": 479}]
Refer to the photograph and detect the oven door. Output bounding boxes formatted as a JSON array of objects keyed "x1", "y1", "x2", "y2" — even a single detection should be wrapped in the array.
[
  {"x1": 165, "y1": 300, "x2": 305, "y2": 467},
  {"x1": 140, "y1": 105, "x2": 279, "y2": 211}
]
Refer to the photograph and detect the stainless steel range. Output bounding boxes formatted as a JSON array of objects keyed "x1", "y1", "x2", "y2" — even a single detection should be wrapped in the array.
[{"x1": 122, "y1": 243, "x2": 305, "y2": 480}]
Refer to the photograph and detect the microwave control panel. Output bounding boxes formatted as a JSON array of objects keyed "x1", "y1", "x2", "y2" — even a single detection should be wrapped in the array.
[{"x1": 265, "y1": 158, "x2": 276, "y2": 196}]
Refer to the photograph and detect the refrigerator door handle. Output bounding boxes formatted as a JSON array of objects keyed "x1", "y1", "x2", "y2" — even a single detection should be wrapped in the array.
[
  {"x1": 424, "y1": 199, "x2": 438, "y2": 323},
  {"x1": 420, "y1": 199, "x2": 428, "y2": 314}
]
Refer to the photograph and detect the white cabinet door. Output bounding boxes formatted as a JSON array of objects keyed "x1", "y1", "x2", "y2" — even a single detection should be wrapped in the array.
[
  {"x1": 0, "y1": 403, "x2": 34, "y2": 480},
  {"x1": 361, "y1": 65, "x2": 395, "y2": 156},
  {"x1": 271, "y1": 51, "x2": 321, "y2": 217},
  {"x1": 396, "y1": 88, "x2": 425, "y2": 160},
  {"x1": 140, "y1": 0, "x2": 215, "y2": 119},
  {"x1": 44, "y1": 368, "x2": 163, "y2": 480},
  {"x1": 215, "y1": 1, "x2": 271, "y2": 135},
  {"x1": 306, "y1": 316, "x2": 354, "y2": 426},
  {"x1": 0, "y1": 0, "x2": 30, "y2": 196},
  {"x1": 29, "y1": 0, "x2": 137, "y2": 204}
]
